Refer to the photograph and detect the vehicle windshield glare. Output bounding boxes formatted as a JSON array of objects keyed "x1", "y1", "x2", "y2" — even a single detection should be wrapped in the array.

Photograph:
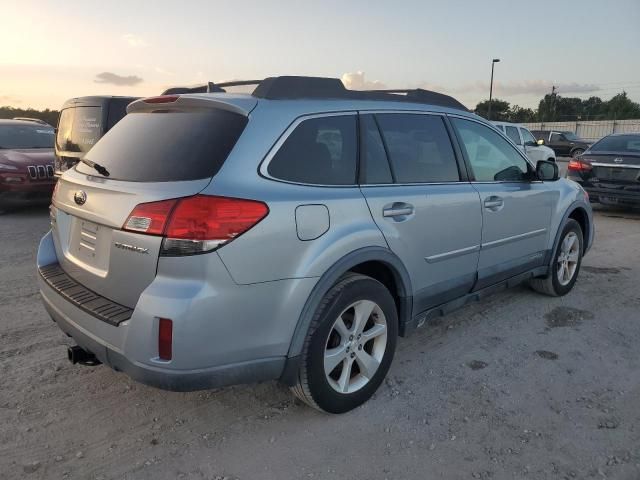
[
  {"x1": 562, "y1": 131, "x2": 579, "y2": 141},
  {"x1": 0, "y1": 124, "x2": 54, "y2": 149},
  {"x1": 590, "y1": 135, "x2": 640, "y2": 154}
]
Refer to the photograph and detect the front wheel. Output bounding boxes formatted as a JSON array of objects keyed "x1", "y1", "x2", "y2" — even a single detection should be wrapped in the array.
[
  {"x1": 571, "y1": 148, "x2": 585, "y2": 157},
  {"x1": 291, "y1": 273, "x2": 398, "y2": 413},
  {"x1": 529, "y1": 219, "x2": 583, "y2": 296}
]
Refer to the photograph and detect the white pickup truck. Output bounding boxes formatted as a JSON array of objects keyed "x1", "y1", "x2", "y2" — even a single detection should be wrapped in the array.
[{"x1": 493, "y1": 121, "x2": 556, "y2": 163}]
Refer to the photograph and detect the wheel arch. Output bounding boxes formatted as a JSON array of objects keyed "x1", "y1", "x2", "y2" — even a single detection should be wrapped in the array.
[
  {"x1": 280, "y1": 246, "x2": 412, "y2": 385},
  {"x1": 570, "y1": 147, "x2": 585, "y2": 157},
  {"x1": 546, "y1": 202, "x2": 592, "y2": 266}
]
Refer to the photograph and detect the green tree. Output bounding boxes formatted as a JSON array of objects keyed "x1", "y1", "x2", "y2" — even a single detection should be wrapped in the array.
[
  {"x1": 475, "y1": 99, "x2": 510, "y2": 121},
  {"x1": 603, "y1": 92, "x2": 640, "y2": 120},
  {"x1": 508, "y1": 105, "x2": 536, "y2": 123},
  {"x1": 0, "y1": 106, "x2": 60, "y2": 126}
]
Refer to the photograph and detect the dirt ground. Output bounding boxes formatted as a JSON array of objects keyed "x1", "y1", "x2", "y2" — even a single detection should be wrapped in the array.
[{"x1": 1, "y1": 203, "x2": 639, "y2": 480}]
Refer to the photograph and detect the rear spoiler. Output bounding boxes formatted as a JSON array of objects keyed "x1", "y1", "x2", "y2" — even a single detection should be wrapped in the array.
[{"x1": 127, "y1": 94, "x2": 258, "y2": 116}]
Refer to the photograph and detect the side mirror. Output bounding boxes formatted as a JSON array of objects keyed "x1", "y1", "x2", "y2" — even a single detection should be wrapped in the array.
[
  {"x1": 536, "y1": 160, "x2": 559, "y2": 181},
  {"x1": 536, "y1": 139, "x2": 544, "y2": 145}
]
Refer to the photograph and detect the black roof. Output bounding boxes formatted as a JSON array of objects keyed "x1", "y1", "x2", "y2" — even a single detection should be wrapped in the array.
[{"x1": 162, "y1": 76, "x2": 468, "y2": 111}]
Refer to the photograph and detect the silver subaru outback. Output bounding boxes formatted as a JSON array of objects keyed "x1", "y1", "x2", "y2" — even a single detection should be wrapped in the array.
[{"x1": 38, "y1": 76, "x2": 593, "y2": 413}]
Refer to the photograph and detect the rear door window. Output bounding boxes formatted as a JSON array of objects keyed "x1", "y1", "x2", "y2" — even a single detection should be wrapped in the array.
[
  {"x1": 267, "y1": 115, "x2": 357, "y2": 185},
  {"x1": 505, "y1": 126, "x2": 522, "y2": 145},
  {"x1": 76, "y1": 110, "x2": 248, "y2": 182},
  {"x1": 375, "y1": 113, "x2": 460, "y2": 183}
]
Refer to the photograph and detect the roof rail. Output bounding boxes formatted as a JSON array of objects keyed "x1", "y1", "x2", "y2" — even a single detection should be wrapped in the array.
[
  {"x1": 162, "y1": 80, "x2": 263, "y2": 95},
  {"x1": 374, "y1": 89, "x2": 468, "y2": 111},
  {"x1": 162, "y1": 76, "x2": 468, "y2": 111},
  {"x1": 251, "y1": 76, "x2": 468, "y2": 111},
  {"x1": 12, "y1": 117, "x2": 51, "y2": 126}
]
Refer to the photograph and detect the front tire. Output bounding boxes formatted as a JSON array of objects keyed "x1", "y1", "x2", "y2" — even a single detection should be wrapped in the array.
[
  {"x1": 291, "y1": 273, "x2": 398, "y2": 413},
  {"x1": 529, "y1": 219, "x2": 583, "y2": 296}
]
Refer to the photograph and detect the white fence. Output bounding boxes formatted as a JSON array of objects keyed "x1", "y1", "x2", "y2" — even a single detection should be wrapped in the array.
[{"x1": 522, "y1": 119, "x2": 640, "y2": 142}]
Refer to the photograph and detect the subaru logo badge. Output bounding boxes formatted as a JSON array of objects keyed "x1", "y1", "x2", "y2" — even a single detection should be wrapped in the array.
[
  {"x1": 614, "y1": 158, "x2": 624, "y2": 164},
  {"x1": 74, "y1": 190, "x2": 87, "y2": 205}
]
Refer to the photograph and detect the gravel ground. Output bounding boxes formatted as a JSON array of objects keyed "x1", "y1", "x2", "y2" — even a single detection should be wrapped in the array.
[{"x1": 1, "y1": 204, "x2": 639, "y2": 480}]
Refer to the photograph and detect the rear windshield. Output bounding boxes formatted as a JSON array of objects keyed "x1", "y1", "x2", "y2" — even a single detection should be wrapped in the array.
[
  {"x1": 590, "y1": 135, "x2": 640, "y2": 154},
  {"x1": 0, "y1": 124, "x2": 54, "y2": 149},
  {"x1": 56, "y1": 106, "x2": 103, "y2": 153},
  {"x1": 76, "y1": 110, "x2": 248, "y2": 182}
]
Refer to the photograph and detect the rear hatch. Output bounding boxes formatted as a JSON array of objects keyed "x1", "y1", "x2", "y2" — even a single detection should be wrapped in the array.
[
  {"x1": 55, "y1": 103, "x2": 104, "y2": 175},
  {"x1": 50, "y1": 98, "x2": 252, "y2": 308},
  {"x1": 586, "y1": 154, "x2": 640, "y2": 184}
]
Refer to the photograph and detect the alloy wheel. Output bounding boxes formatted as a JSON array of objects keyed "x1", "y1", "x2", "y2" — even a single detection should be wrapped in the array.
[
  {"x1": 557, "y1": 231, "x2": 580, "y2": 286},
  {"x1": 323, "y1": 300, "x2": 388, "y2": 394}
]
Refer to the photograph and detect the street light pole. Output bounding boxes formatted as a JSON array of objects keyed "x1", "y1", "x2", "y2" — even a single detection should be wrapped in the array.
[{"x1": 487, "y1": 58, "x2": 500, "y2": 120}]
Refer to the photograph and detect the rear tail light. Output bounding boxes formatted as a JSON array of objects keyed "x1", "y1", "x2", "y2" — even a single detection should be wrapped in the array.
[
  {"x1": 567, "y1": 159, "x2": 592, "y2": 172},
  {"x1": 124, "y1": 199, "x2": 178, "y2": 235},
  {"x1": 158, "y1": 318, "x2": 173, "y2": 360},
  {"x1": 143, "y1": 95, "x2": 179, "y2": 104},
  {"x1": 123, "y1": 195, "x2": 269, "y2": 256}
]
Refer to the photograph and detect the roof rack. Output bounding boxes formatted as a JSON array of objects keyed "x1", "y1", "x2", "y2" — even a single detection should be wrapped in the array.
[
  {"x1": 162, "y1": 76, "x2": 468, "y2": 111},
  {"x1": 252, "y1": 76, "x2": 468, "y2": 111}
]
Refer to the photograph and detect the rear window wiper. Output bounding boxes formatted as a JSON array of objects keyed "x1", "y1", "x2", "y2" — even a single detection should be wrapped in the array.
[{"x1": 79, "y1": 158, "x2": 110, "y2": 177}]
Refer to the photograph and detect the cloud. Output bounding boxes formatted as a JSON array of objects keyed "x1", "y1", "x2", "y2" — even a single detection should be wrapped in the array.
[
  {"x1": 122, "y1": 33, "x2": 149, "y2": 48},
  {"x1": 341, "y1": 71, "x2": 386, "y2": 90},
  {"x1": 94, "y1": 72, "x2": 143, "y2": 86}
]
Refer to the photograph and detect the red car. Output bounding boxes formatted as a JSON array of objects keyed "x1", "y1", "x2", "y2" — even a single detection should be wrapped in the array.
[{"x1": 0, "y1": 119, "x2": 56, "y2": 209}]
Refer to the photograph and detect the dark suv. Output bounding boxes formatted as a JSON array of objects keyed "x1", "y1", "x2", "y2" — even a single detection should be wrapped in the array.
[
  {"x1": 55, "y1": 96, "x2": 139, "y2": 175},
  {"x1": 532, "y1": 130, "x2": 591, "y2": 157}
]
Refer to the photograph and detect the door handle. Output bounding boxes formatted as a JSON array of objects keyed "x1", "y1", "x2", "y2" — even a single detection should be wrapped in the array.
[
  {"x1": 383, "y1": 203, "x2": 414, "y2": 218},
  {"x1": 484, "y1": 196, "x2": 504, "y2": 211}
]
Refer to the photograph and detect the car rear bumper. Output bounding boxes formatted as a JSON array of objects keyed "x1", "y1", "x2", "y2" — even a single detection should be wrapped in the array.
[
  {"x1": 37, "y1": 230, "x2": 317, "y2": 391},
  {"x1": 583, "y1": 186, "x2": 640, "y2": 207},
  {"x1": 40, "y1": 281, "x2": 285, "y2": 391}
]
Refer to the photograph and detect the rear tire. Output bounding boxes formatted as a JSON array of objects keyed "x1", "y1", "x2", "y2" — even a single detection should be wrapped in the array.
[
  {"x1": 571, "y1": 148, "x2": 585, "y2": 157},
  {"x1": 291, "y1": 273, "x2": 398, "y2": 413},
  {"x1": 529, "y1": 219, "x2": 583, "y2": 296}
]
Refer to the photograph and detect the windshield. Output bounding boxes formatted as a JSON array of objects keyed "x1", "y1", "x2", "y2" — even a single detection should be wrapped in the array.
[
  {"x1": 0, "y1": 124, "x2": 54, "y2": 149},
  {"x1": 562, "y1": 131, "x2": 579, "y2": 141},
  {"x1": 590, "y1": 135, "x2": 640, "y2": 154},
  {"x1": 76, "y1": 110, "x2": 248, "y2": 182}
]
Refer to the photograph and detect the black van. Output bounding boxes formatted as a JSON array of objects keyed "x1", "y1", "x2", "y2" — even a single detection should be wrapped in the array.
[{"x1": 54, "y1": 96, "x2": 138, "y2": 175}]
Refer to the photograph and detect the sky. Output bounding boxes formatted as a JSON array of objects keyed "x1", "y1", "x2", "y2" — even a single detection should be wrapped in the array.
[{"x1": 1, "y1": 0, "x2": 639, "y2": 111}]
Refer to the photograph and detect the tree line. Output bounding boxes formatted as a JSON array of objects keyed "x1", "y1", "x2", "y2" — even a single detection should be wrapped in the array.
[
  {"x1": 3, "y1": 91, "x2": 640, "y2": 127},
  {"x1": 0, "y1": 106, "x2": 60, "y2": 127},
  {"x1": 475, "y1": 91, "x2": 640, "y2": 123}
]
